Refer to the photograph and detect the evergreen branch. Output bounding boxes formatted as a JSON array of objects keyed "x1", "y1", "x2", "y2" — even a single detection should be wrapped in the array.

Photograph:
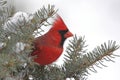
[
  {"x1": 63, "y1": 35, "x2": 119, "y2": 80},
  {"x1": 85, "y1": 40, "x2": 119, "y2": 67},
  {"x1": 0, "y1": 53, "x2": 22, "y2": 78},
  {"x1": 0, "y1": 4, "x2": 57, "y2": 53},
  {"x1": 0, "y1": 4, "x2": 57, "y2": 79},
  {"x1": 0, "y1": 0, "x2": 14, "y2": 26},
  {"x1": 32, "y1": 4, "x2": 57, "y2": 30},
  {"x1": 63, "y1": 35, "x2": 88, "y2": 80},
  {"x1": 26, "y1": 65, "x2": 65, "y2": 80}
]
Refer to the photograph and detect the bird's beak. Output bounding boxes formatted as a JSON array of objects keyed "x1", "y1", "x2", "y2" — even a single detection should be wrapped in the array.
[{"x1": 64, "y1": 31, "x2": 73, "y2": 38}]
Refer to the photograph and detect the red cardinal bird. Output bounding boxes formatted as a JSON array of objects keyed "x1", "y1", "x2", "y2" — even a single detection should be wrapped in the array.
[{"x1": 31, "y1": 15, "x2": 73, "y2": 65}]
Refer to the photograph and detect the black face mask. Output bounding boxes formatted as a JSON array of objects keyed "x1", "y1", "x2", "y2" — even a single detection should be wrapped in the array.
[{"x1": 58, "y1": 29, "x2": 68, "y2": 46}]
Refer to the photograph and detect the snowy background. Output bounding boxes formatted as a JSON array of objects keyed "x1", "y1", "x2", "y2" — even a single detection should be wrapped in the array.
[{"x1": 13, "y1": 0, "x2": 120, "y2": 80}]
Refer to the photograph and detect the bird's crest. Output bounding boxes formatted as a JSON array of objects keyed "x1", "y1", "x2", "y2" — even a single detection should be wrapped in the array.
[{"x1": 50, "y1": 15, "x2": 68, "y2": 31}]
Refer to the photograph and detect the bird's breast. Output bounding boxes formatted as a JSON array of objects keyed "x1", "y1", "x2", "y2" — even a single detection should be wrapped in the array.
[{"x1": 33, "y1": 45, "x2": 63, "y2": 65}]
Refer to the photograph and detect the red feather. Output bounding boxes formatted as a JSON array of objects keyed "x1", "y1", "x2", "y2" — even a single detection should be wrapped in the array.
[{"x1": 31, "y1": 15, "x2": 73, "y2": 65}]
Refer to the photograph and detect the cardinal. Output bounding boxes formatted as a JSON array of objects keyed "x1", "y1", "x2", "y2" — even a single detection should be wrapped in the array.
[{"x1": 31, "y1": 15, "x2": 73, "y2": 65}]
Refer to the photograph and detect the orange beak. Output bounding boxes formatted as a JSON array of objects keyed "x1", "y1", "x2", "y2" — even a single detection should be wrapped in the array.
[{"x1": 64, "y1": 31, "x2": 73, "y2": 38}]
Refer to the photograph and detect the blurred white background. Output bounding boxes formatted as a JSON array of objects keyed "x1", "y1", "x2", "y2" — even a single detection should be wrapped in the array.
[{"x1": 13, "y1": 0, "x2": 120, "y2": 80}]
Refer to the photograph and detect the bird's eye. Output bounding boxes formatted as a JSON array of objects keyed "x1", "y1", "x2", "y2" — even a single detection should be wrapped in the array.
[{"x1": 58, "y1": 29, "x2": 68, "y2": 36}]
